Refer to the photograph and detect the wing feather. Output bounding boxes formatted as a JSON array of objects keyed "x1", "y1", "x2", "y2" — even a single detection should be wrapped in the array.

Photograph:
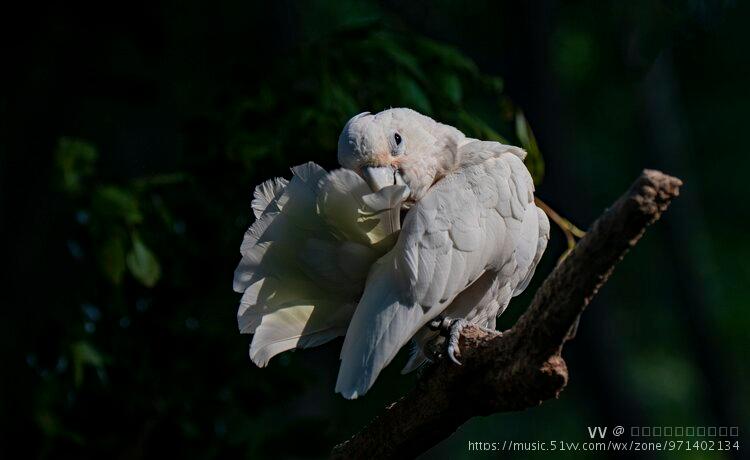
[
  {"x1": 234, "y1": 162, "x2": 407, "y2": 367},
  {"x1": 336, "y1": 142, "x2": 538, "y2": 398},
  {"x1": 252, "y1": 177, "x2": 289, "y2": 218}
]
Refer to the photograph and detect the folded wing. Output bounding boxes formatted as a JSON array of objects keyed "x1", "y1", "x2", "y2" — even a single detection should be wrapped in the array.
[{"x1": 336, "y1": 142, "x2": 539, "y2": 398}]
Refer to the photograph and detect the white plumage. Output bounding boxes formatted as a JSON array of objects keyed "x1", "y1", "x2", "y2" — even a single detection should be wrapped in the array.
[
  {"x1": 233, "y1": 108, "x2": 549, "y2": 399},
  {"x1": 233, "y1": 162, "x2": 407, "y2": 366}
]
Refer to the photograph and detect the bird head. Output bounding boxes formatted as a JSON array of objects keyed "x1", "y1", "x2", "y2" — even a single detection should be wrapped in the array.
[{"x1": 337, "y1": 108, "x2": 465, "y2": 204}]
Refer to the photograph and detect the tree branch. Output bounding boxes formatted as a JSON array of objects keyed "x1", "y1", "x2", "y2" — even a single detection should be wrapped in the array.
[{"x1": 331, "y1": 169, "x2": 683, "y2": 459}]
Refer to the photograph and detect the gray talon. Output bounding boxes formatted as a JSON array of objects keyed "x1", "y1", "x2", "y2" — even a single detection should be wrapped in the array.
[
  {"x1": 446, "y1": 318, "x2": 467, "y2": 365},
  {"x1": 428, "y1": 316, "x2": 482, "y2": 365}
]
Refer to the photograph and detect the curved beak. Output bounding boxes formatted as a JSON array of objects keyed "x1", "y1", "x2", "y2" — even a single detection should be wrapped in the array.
[{"x1": 361, "y1": 166, "x2": 405, "y2": 192}]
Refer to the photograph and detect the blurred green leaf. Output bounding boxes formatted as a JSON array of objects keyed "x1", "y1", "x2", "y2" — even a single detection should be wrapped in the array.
[
  {"x1": 515, "y1": 110, "x2": 545, "y2": 185},
  {"x1": 456, "y1": 110, "x2": 509, "y2": 143},
  {"x1": 132, "y1": 172, "x2": 189, "y2": 190},
  {"x1": 237, "y1": 85, "x2": 277, "y2": 112},
  {"x1": 36, "y1": 411, "x2": 84, "y2": 444},
  {"x1": 92, "y1": 186, "x2": 142, "y2": 225},
  {"x1": 395, "y1": 76, "x2": 432, "y2": 114},
  {"x1": 437, "y1": 73, "x2": 462, "y2": 105},
  {"x1": 360, "y1": 32, "x2": 426, "y2": 81},
  {"x1": 552, "y1": 28, "x2": 594, "y2": 83},
  {"x1": 482, "y1": 75, "x2": 504, "y2": 94},
  {"x1": 228, "y1": 131, "x2": 274, "y2": 168},
  {"x1": 55, "y1": 137, "x2": 97, "y2": 193},
  {"x1": 414, "y1": 37, "x2": 478, "y2": 74},
  {"x1": 98, "y1": 234, "x2": 126, "y2": 285},
  {"x1": 321, "y1": 80, "x2": 358, "y2": 118},
  {"x1": 126, "y1": 232, "x2": 162, "y2": 287},
  {"x1": 71, "y1": 341, "x2": 106, "y2": 387}
]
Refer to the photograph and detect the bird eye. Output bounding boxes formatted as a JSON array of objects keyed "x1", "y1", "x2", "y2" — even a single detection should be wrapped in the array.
[{"x1": 394, "y1": 133, "x2": 402, "y2": 145}]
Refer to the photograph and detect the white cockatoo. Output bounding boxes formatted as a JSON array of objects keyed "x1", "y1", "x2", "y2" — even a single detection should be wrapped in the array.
[{"x1": 233, "y1": 108, "x2": 549, "y2": 399}]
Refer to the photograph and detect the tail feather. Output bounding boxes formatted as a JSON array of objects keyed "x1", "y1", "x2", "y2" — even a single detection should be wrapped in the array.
[
  {"x1": 251, "y1": 177, "x2": 288, "y2": 218},
  {"x1": 250, "y1": 303, "x2": 354, "y2": 367},
  {"x1": 401, "y1": 340, "x2": 429, "y2": 374},
  {"x1": 335, "y1": 255, "x2": 428, "y2": 399},
  {"x1": 234, "y1": 162, "x2": 406, "y2": 368}
]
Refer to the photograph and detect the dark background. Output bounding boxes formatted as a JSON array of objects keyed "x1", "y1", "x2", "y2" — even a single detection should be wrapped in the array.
[{"x1": 1, "y1": 0, "x2": 748, "y2": 458}]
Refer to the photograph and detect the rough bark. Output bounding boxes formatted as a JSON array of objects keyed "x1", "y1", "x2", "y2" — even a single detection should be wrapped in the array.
[{"x1": 331, "y1": 169, "x2": 683, "y2": 459}]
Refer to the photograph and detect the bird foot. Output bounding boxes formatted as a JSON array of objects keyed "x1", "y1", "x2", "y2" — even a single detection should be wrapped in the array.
[
  {"x1": 427, "y1": 317, "x2": 503, "y2": 365},
  {"x1": 428, "y1": 316, "x2": 468, "y2": 365}
]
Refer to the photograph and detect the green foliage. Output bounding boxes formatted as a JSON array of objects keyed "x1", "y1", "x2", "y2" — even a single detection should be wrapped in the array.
[
  {"x1": 71, "y1": 341, "x2": 107, "y2": 388},
  {"x1": 515, "y1": 111, "x2": 545, "y2": 185},
  {"x1": 91, "y1": 186, "x2": 143, "y2": 226},
  {"x1": 98, "y1": 233, "x2": 127, "y2": 285},
  {"x1": 126, "y1": 232, "x2": 161, "y2": 287},
  {"x1": 56, "y1": 149, "x2": 169, "y2": 288},
  {"x1": 55, "y1": 138, "x2": 97, "y2": 194}
]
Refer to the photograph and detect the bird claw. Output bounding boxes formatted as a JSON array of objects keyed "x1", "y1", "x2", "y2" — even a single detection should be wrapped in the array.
[
  {"x1": 446, "y1": 318, "x2": 468, "y2": 365},
  {"x1": 429, "y1": 316, "x2": 467, "y2": 366}
]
